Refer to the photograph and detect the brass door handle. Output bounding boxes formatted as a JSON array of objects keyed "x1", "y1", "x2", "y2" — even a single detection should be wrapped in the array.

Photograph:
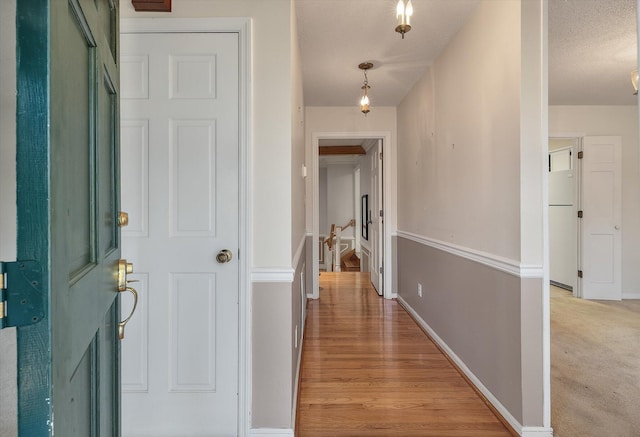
[
  {"x1": 117, "y1": 259, "x2": 138, "y2": 340},
  {"x1": 216, "y1": 249, "x2": 233, "y2": 264},
  {"x1": 118, "y1": 286, "x2": 138, "y2": 340}
]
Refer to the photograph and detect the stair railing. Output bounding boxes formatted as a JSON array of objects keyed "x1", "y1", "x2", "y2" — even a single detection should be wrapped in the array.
[{"x1": 324, "y1": 219, "x2": 355, "y2": 272}]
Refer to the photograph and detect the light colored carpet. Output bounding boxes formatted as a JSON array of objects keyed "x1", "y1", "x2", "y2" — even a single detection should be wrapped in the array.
[{"x1": 551, "y1": 286, "x2": 640, "y2": 437}]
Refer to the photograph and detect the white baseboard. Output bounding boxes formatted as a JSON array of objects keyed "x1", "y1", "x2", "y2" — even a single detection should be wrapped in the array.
[
  {"x1": 250, "y1": 429, "x2": 294, "y2": 436},
  {"x1": 623, "y1": 293, "x2": 640, "y2": 300},
  {"x1": 397, "y1": 296, "x2": 551, "y2": 437},
  {"x1": 522, "y1": 427, "x2": 554, "y2": 437}
]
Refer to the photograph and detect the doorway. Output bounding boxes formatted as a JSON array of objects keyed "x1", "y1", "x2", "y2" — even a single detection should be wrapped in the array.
[
  {"x1": 548, "y1": 135, "x2": 623, "y2": 301},
  {"x1": 312, "y1": 133, "x2": 390, "y2": 299},
  {"x1": 119, "y1": 18, "x2": 251, "y2": 437},
  {"x1": 549, "y1": 137, "x2": 578, "y2": 295}
]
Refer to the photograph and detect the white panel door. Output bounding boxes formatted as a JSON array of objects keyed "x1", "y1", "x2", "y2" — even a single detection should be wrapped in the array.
[
  {"x1": 581, "y1": 136, "x2": 622, "y2": 300},
  {"x1": 120, "y1": 32, "x2": 239, "y2": 436},
  {"x1": 370, "y1": 140, "x2": 383, "y2": 295}
]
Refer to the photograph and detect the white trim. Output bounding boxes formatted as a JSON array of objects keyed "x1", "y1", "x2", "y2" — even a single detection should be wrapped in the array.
[
  {"x1": 397, "y1": 296, "x2": 541, "y2": 437},
  {"x1": 521, "y1": 427, "x2": 554, "y2": 437},
  {"x1": 250, "y1": 429, "x2": 295, "y2": 437},
  {"x1": 396, "y1": 231, "x2": 543, "y2": 279},
  {"x1": 121, "y1": 17, "x2": 252, "y2": 34},
  {"x1": 623, "y1": 293, "x2": 640, "y2": 299},
  {"x1": 251, "y1": 268, "x2": 295, "y2": 283},
  {"x1": 120, "y1": 17, "x2": 253, "y2": 437},
  {"x1": 292, "y1": 233, "x2": 306, "y2": 270},
  {"x1": 311, "y1": 131, "x2": 396, "y2": 300}
]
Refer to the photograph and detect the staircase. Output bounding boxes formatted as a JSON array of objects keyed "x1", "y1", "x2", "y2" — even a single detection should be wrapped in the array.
[{"x1": 340, "y1": 249, "x2": 361, "y2": 272}]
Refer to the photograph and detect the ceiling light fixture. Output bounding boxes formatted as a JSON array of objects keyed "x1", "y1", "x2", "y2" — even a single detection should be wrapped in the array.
[
  {"x1": 631, "y1": 69, "x2": 638, "y2": 95},
  {"x1": 396, "y1": 0, "x2": 413, "y2": 39},
  {"x1": 359, "y1": 62, "x2": 373, "y2": 115}
]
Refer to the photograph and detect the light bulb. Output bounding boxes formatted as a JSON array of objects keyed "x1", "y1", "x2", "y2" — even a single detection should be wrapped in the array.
[
  {"x1": 396, "y1": 0, "x2": 404, "y2": 20},
  {"x1": 405, "y1": 0, "x2": 413, "y2": 25}
]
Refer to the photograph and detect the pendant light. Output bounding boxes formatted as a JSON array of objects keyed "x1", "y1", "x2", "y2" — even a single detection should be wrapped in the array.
[
  {"x1": 359, "y1": 62, "x2": 373, "y2": 115},
  {"x1": 396, "y1": 0, "x2": 413, "y2": 39}
]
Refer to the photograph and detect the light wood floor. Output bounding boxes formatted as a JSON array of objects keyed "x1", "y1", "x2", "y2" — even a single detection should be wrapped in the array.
[{"x1": 296, "y1": 272, "x2": 514, "y2": 436}]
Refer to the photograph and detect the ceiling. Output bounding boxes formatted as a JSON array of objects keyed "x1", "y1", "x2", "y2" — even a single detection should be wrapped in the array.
[{"x1": 297, "y1": 0, "x2": 638, "y2": 108}]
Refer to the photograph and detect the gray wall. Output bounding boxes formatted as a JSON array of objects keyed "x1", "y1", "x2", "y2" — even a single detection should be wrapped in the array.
[
  {"x1": 397, "y1": 237, "x2": 523, "y2": 422},
  {"x1": 252, "y1": 238, "x2": 307, "y2": 430},
  {"x1": 252, "y1": 282, "x2": 294, "y2": 428},
  {"x1": 0, "y1": 0, "x2": 17, "y2": 435}
]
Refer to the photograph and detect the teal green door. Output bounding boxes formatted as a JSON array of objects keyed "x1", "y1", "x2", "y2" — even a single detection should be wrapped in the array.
[{"x1": 16, "y1": 0, "x2": 122, "y2": 435}]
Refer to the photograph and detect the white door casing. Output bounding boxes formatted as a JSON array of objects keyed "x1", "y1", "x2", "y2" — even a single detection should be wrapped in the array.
[
  {"x1": 311, "y1": 132, "x2": 395, "y2": 300},
  {"x1": 580, "y1": 136, "x2": 622, "y2": 300},
  {"x1": 369, "y1": 140, "x2": 383, "y2": 295},
  {"x1": 548, "y1": 146, "x2": 576, "y2": 290},
  {"x1": 120, "y1": 25, "x2": 246, "y2": 436}
]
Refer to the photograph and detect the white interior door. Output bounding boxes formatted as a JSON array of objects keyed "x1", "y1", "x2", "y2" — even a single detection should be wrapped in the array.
[
  {"x1": 581, "y1": 136, "x2": 622, "y2": 300},
  {"x1": 120, "y1": 32, "x2": 239, "y2": 436},
  {"x1": 370, "y1": 140, "x2": 383, "y2": 295}
]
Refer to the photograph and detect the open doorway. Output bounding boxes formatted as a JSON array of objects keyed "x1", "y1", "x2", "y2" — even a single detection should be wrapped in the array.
[
  {"x1": 317, "y1": 138, "x2": 383, "y2": 296},
  {"x1": 548, "y1": 137, "x2": 578, "y2": 296},
  {"x1": 311, "y1": 132, "x2": 393, "y2": 300}
]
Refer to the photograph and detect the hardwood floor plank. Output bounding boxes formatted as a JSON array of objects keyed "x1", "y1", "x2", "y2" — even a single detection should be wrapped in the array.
[{"x1": 296, "y1": 272, "x2": 514, "y2": 436}]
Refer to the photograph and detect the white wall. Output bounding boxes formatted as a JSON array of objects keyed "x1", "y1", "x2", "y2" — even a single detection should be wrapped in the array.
[
  {"x1": 358, "y1": 153, "x2": 372, "y2": 248},
  {"x1": 397, "y1": 3, "x2": 521, "y2": 260},
  {"x1": 318, "y1": 167, "x2": 328, "y2": 233},
  {"x1": 326, "y1": 165, "x2": 355, "y2": 238},
  {"x1": 549, "y1": 105, "x2": 640, "y2": 296},
  {"x1": 290, "y1": 0, "x2": 306, "y2": 258}
]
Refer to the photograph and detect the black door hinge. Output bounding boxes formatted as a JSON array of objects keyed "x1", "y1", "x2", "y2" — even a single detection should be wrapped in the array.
[
  {"x1": 0, "y1": 261, "x2": 44, "y2": 330},
  {"x1": 578, "y1": 270, "x2": 583, "y2": 278},
  {"x1": 578, "y1": 210, "x2": 583, "y2": 218}
]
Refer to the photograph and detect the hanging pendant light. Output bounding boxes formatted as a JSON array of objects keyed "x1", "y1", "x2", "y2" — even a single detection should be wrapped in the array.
[
  {"x1": 359, "y1": 62, "x2": 373, "y2": 115},
  {"x1": 396, "y1": 0, "x2": 413, "y2": 39}
]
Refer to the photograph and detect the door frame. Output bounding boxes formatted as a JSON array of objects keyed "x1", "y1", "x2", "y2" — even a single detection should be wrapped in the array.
[
  {"x1": 120, "y1": 18, "x2": 252, "y2": 436},
  {"x1": 311, "y1": 131, "x2": 396, "y2": 300},
  {"x1": 548, "y1": 136, "x2": 581, "y2": 298}
]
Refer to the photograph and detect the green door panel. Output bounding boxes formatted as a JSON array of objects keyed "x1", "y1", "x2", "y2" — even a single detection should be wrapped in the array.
[{"x1": 16, "y1": 0, "x2": 121, "y2": 435}]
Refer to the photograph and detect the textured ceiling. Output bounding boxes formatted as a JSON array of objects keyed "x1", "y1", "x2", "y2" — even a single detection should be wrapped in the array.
[
  {"x1": 549, "y1": 0, "x2": 637, "y2": 105},
  {"x1": 296, "y1": 0, "x2": 638, "y2": 108}
]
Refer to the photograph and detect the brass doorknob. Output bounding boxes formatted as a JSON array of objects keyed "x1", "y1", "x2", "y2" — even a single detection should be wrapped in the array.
[
  {"x1": 216, "y1": 249, "x2": 233, "y2": 264},
  {"x1": 118, "y1": 211, "x2": 129, "y2": 227}
]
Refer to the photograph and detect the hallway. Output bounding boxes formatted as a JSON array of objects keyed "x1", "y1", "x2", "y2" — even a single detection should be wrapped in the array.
[{"x1": 296, "y1": 272, "x2": 513, "y2": 436}]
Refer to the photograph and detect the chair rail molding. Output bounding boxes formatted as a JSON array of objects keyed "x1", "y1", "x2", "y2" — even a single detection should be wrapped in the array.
[{"x1": 396, "y1": 230, "x2": 543, "y2": 279}]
